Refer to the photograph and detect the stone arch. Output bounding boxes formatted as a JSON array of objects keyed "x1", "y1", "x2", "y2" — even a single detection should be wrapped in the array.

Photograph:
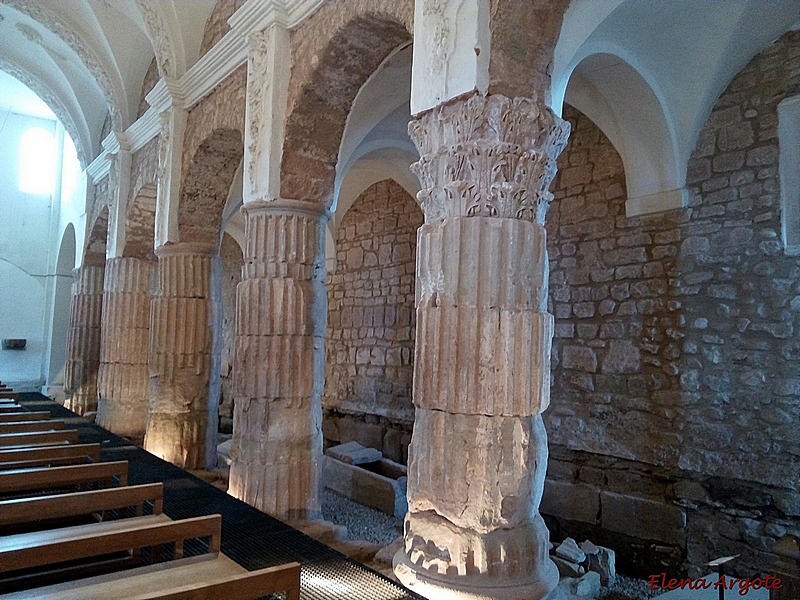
[
  {"x1": 323, "y1": 179, "x2": 423, "y2": 465},
  {"x1": 199, "y1": 0, "x2": 247, "y2": 58},
  {"x1": 178, "y1": 129, "x2": 243, "y2": 244},
  {"x1": 123, "y1": 183, "x2": 157, "y2": 259},
  {"x1": 280, "y1": 0, "x2": 413, "y2": 207},
  {"x1": 84, "y1": 206, "x2": 109, "y2": 267}
]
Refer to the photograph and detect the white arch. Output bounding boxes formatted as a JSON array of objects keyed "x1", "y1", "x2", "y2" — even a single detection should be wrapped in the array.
[
  {"x1": 552, "y1": 0, "x2": 799, "y2": 216},
  {"x1": 564, "y1": 50, "x2": 684, "y2": 216}
]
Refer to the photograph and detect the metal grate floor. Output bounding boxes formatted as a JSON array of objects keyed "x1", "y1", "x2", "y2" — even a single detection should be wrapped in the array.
[{"x1": 17, "y1": 393, "x2": 424, "y2": 600}]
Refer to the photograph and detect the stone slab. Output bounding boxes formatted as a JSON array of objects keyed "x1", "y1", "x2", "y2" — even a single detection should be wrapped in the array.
[
  {"x1": 600, "y1": 491, "x2": 686, "y2": 545},
  {"x1": 541, "y1": 480, "x2": 600, "y2": 524},
  {"x1": 325, "y1": 441, "x2": 383, "y2": 464}
]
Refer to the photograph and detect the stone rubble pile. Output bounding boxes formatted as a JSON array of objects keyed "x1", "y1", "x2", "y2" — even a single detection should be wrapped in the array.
[{"x1": 554, "y1": 537, "x2": 617, "y2": 598}]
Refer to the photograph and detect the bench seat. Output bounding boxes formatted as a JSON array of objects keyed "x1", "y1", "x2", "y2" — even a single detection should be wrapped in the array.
[{"x1": 0, "y1": 554, "x2": 301, "y2": 600}]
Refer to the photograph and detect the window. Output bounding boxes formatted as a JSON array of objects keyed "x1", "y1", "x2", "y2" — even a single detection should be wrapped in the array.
[{"x1": 18, "y1": 126, "x2": 56, "y2": 196}]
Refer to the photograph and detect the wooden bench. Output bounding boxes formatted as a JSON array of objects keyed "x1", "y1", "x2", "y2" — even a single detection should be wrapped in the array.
[
  {"x1": 2, "y1": 556, "x2": 302, "y2": 600},
  {"x1": 0, "y1": 483, "x2": 163, "y2": 530},
  {"x1": 0, "y1": 412, "x2": 52, "y2": 423},
  {"x1": 0, "y1": 405, "x2": 25, "y2": 414},
  {"x1": 0, "y1": 393, "x2": 20, "y2": 400},
  {"x1": 0, "y1": 444, "x2": 101, "y2": 471},
  {"x1": 0, "y1": 461, "x2": 128, "y2": 495},
  {"x1": 0, "y1": 513, "x2": 220, "y2": 574},
  {"x1": 0, "y1": 420, "x2": 65, "y2": 434},
  {"x1": 0, "y1": 430, "x2": 79, "y2": 447}
]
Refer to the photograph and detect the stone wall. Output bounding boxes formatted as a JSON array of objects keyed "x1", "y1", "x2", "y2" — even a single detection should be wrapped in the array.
[
  {"x1": 323, "y1": 179, "x2": 422, "y2": 463},
  {"x1": 280, "y1": 0, "x2": 412, "y2": 204},
  {"x1": 199, "y1": 0, "x2": 246, "y2": 58},
  {"x1": 542, "y1": 31, "x2": 800, "y2": 578},
  {"x1": 178, "y1": 65, "x2": 244, "y2": 245},
  {"x1": 131, "y1": 137, "x2": 158, "y2": 194},
  {"x1": 137, "y1": 58, "x2": 159, "y2": 119},
  {"x1": 125, "y1": 138, "x2": 159, "y2": 259},
  {"x1": 218, "y1": 232, "x2": 242, "y2": 428},
  {"x1": 181, "y1": 64, "x2": 245, "y2": 182}
]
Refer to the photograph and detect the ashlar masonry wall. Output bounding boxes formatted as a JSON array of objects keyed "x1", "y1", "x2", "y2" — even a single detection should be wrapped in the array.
[
  {"x1": 323, "y1": 179, "x2": 422, "y2": 463},
  {"x1": 542, "y1": 31, "x2": 800, "y2": 578}
]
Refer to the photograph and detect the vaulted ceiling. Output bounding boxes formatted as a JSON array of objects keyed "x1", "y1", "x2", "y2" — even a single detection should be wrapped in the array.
[{"x1": 0, "y1": 0, "x2": 216, "y2": 166}]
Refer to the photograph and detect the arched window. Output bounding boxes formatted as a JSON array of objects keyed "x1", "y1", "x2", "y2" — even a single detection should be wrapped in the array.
[{"x1": 18, "y1": 126, "x2": 56, "y2": 196}]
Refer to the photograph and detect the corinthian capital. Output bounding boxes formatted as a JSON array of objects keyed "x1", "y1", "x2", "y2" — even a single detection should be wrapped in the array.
[{"x1": 408, "y1": 92, "x2": 570, "y2": 224}]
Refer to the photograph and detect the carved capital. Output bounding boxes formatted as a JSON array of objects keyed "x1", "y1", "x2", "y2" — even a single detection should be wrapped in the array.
[{"x1": 408, "y1": 92, "x2": 570, "y2": 224}]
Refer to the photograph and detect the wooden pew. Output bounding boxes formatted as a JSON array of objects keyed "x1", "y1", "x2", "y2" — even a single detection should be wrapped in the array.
[
  {"x1": 0, "y1": 483, "x2": 163, "y2": 529},
  {"x1": 0, "y1": 461, "x2": 128, "y2": 496},
  {"x1": 0, "y1": 412, "x2": 51, "y2": 423},
  {"x1": 0, "y1": 513, "x2": 219, "y2": 574},
  {"x1": 0, "y1": 443, "x2": 101, "y2": 471},
  {"x1": 0, "y1": 405, "x2": 25, "y2": 414},
  {"x1": 0, "y1": 430, "x2": 79, "y2": 447},
  {"x1": 0, "y1": 420, "x2": 65, "y2": 434},
  {"x1": 3, "y1": 557, "x2": 302, "y2": 600},
  {"x1": 0, "y1": 393, "x2": 20, "y2": 400}
]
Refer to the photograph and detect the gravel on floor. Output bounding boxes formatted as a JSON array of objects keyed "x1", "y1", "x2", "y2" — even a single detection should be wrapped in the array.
[
  {"x1": 321, "y1": 488, "x2": 403, "y2": 546},
  {"x1": 599, "y1": 574, "x2": 661, "y2": 600}
]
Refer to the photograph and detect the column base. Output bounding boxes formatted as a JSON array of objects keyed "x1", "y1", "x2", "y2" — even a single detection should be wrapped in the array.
[
  {"x1": 394, "y1": 553, "x2": 559, "y2": 600},
  {"x1": 393, "y1": 511, "x2": 558, "y2": 600}
]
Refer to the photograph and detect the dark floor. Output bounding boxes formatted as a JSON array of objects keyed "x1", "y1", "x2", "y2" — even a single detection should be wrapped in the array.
[{"x1": 16, "y1": 392, "x2": 423, "y2": 600}]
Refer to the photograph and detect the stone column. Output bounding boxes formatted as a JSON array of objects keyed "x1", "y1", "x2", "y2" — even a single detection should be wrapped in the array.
[
  {"x1": 393, "y1": 93, "x2": 569, "y2": 600},
  {"x1": 97, "y1": 257, "x2": 154, "y2": 438},
  {"x1": 144, "y1": 243, "x2": 213, "y2": 468},
  {"x1": 228, "y1": 199, "x2": 328, "y2": 520},
  {"x1": 64, "y1": 265, "x2": 104, "y2": 415}
]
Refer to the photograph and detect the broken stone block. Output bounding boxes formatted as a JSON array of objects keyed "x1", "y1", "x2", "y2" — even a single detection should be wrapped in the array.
[
  {"x1": 588, "y1": 546, "x2": 616, "y2": 586},
  {"x1": 552, "y1": 555, "x2": 585, "y2": 578},
  {"x1": 341, "y1": 447, "x2": 383, "y2": 465},
  {"x1": 556, "y1": 537, "x2": 586, "y2": 564},
  {"x1": 325, "y1": 441, "x2": 382, "y2": 464},
  {"x1": 580, "y1": 539, "x2": 600, "y2": 555},
  {"x1": 559, "y1": 571, "x2": 601, "y2": 598}
]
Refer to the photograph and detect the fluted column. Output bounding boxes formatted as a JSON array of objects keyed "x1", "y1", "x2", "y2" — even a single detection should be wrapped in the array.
[
  {"x1": 393, "y1": 93, "x2": 570, "y2": 600},
  {"x1": 144, "y1": 243, "x2": 213, "y2": 468},
  {"x1": 97, "y1": 258, "x2": 154, "y2": 438},
  {"x1": 64, "y1": 265, "x2": 104, "y2": 415},
  {"x1": 228, "y1": 199, "x2": 328, "y2": 520}
]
